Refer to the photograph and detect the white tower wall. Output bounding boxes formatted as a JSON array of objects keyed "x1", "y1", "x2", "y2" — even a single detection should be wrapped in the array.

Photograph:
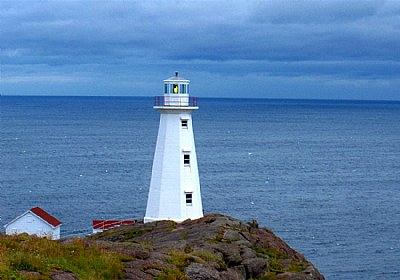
[
  {"x1": 144, "y1": 109, "x2": 203, "y2": 223},
  {"x1": 144, "y1": 72, "x2": 203, "y2": 223}
]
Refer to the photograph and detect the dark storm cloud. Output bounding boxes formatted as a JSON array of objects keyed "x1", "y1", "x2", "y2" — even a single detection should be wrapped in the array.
[
  {"x1": 1, "y1": 1, "x2": 400, "y2": 99},
  {"x1": 252, "y1": 0, "x2": 382, "y2": 24}
]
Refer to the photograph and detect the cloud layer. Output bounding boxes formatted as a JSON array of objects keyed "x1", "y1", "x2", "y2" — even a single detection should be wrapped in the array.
[{"x1": 1, "y1": 0, "x2": 400, "y2": 100}]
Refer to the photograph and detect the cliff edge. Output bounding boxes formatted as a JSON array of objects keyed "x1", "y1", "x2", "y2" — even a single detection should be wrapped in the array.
[{"x1": 90, "y1": 213, "x2": 324, "y2": 280}]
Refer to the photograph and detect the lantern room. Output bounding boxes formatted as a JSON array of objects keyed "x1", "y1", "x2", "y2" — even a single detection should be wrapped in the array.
[
  {"x1": 163, "y1": 71, "x2": 190, "y2": 95},
  {"x1": 155, "y1": 71, "x2": 197, "y2": 107}
]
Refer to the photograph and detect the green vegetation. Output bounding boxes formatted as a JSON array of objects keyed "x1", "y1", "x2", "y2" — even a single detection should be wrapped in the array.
[
  {"x1": 138, "y1": 261, "x2": 161, "y2": 271},
  {"x1": 255, "y1": 246, "x2": 285, "y2": 271},
  {"x1": 258, "y1": 272, "x2": 279, "y2": 280},
  {"x1": 254, "y1": 246, "x2": 309, "y2": 278},
  {"x1": 0, "y1": 234, "x2": 126, "y2": 280},
  {"x1": 166, "y1": 222, "x2": 177, "y2": 231},
  {"x1": 215, "y1": 232, "x2": 224, "y2": 242},
  {"x1": 154, "y1": 251, "x2": 194, "y2": 280},
  {"x1": 164, "y1": 251, "x2": 194, "y2": 270},
  {"x1": 0, "y1": 214, "x2": 319, "y2": 280},
  {"x1": 193, "y1": 251, "x2": 227, "y2": 271},
  {"x1": 184, "y1": 246, "x2": 192, "y2": 254},
  {"x1": 206, "y1": 229, "x2": 225, "y2": 243},
  {"x1": 90, "y1": 227, "x2": 152, "y2": 242},
  {"x1": 288, "y1": 260, "x2": 308, "y2": 273},
  {"x1": 155, "y1": 267, "x2": 187, "y2": 280},
  {"x1": 181, "y1": 231, "x2": 187, "y2": 240}
]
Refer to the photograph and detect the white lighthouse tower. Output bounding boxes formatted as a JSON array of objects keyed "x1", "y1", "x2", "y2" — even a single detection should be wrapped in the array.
[{"x1": 144, "y1": 72, "x2": 203, "y2": 223}]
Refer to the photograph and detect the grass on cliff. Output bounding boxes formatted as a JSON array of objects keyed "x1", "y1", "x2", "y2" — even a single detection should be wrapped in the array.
[
  {"x1": 254, "y1": 246, "x2": 308, "y2": 277},
  {"x1": 0, "y1": 234, "x2": 126, "y2": 280}
]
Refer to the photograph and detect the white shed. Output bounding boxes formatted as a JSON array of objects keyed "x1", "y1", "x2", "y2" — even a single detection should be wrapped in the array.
[{"x1": 4, "y1": 207, "x2": 62, "y2": 240}]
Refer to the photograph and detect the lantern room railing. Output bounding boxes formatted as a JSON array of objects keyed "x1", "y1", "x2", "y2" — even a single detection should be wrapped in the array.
[{"x1": 154, "y1": 96, "x2": 198, "y2": 107}]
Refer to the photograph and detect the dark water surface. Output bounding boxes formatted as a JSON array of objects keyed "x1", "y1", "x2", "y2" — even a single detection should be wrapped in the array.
[{"x1": 1, "y1": 96, "x2": 399, "y2": 279}]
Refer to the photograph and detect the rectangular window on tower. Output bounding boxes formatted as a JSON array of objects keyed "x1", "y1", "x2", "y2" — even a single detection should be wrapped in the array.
[
  {"x1": 185, "y1": 192, "x2": 193, "y2": 206},
  {"x1": 184, "y1": 154, "x2": 190, "y2": 166},
  {"x1": 181, "y1": 119, "x2": 188, "y2": 128}
]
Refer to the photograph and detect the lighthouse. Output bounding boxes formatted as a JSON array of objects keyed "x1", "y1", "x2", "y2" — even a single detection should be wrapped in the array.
[{"x1": 144, "y1": 72, "x2": 203, "y2": 223}]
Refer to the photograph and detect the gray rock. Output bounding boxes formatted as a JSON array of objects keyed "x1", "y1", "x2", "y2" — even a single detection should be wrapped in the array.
[
  {"x1": 91, "y1": 214, "x2": 324, "y2": 280},
  {"x1": 238, "y1": 231, "x2": 251, "y2": 241},
  {"x1": 213, "y1": 243, "x2": 242, "y2": 266},
  {"x1": 145, "y1": 268, "x2": 163, "y2": 277},
  {"x1": 232, "y1": 265, "x2": 246, "y2": 279},
  {"x1": 123, "y1": 268, "x2": 153, "y2": 280},
  {"x1": 240, "y1": 247, "x2": 257, "y2": 260},
  {"x1": 148, "y1": 251, "x2": 168, "y2": 260},
  {"x1": 242, "y1": 257, "x2": 268, "y2": 278},
  {"x1": 184, "y1": 263, "x2": 221, "y2": 280},
  {"x1": 234, "y1": 239, "x2": 252, "y2": 248},
  {"x1": 50, "y1": 271, "x2": 78, "y2": 280},
  {"x1": 223, "y1": 229, "x2": 243, "y2": 242},
  {"x1": 276, "y1": 272, "x2": 318, "y2": 280},
  {"x1": 220, "y1": 268, "x2": 245, "y2": 280},
  {"x1": 127, "y1": 259, "x2": 173, "y2": 271}
]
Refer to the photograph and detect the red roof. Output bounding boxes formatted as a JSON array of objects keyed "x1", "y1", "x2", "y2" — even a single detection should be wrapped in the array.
[
  {"x1": 31, "y1": 207, "x2": 62, "y2": 227},
  {"x1": 92, "y1": 220, "x2": 135, "y2": 230}
]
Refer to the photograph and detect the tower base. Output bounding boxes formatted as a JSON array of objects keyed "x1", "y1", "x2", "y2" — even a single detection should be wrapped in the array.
[{"x1": 144, "y1": 214, "x2": 203, "y2": 224}]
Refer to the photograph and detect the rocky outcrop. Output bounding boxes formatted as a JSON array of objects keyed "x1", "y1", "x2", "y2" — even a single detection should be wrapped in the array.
[
  {"x1": 90, "y1": 214, "x2": 324, "y2": 280},
  {"x1": 50, "y1": 271, "x2": 78, "y2": 280}
]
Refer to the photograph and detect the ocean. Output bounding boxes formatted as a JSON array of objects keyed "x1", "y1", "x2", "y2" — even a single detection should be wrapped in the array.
[{"x1": 1, "y1": 96, "x2": 399, "y2": 279}]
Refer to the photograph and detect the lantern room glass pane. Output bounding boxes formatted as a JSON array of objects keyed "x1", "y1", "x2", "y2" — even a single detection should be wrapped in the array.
[
  {"x1": 180, "y1": 84, "x2": 185, "y2": 93},
  {"x1": 173, "y1": 84, "x2": 179, "y2": 94}
]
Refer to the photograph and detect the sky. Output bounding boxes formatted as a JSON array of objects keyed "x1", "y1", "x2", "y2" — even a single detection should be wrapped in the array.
[{"x1": 1, "y1": 0, "x2": 400, "y2": 100}]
